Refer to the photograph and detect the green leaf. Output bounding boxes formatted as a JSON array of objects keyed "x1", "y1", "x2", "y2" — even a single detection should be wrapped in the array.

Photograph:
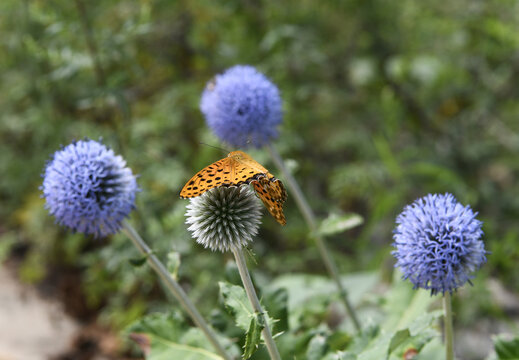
[
  {"x1": 356, "y1": 332, "x2": 392, "y2": 360},
  {"x1": 387, "y1": 312, "x2": 442, "y2": 359},
  {"x1": 145, "y1": 334, "x2": 225, "y2": 360},
  {"x1": 243, "y1": 314, "x2": 264, "y2": 359},
  {"x1": 373, "y1": 135, "x2": 402, "y2": 180},
  {"x1": 347, "y1": 325, "x2": 380, "y2": 355},
  {"x1": 317, "y1": 212, "x2": 364, "y2": 237},
  {"x1": 127, "y1": 312, "x2": 236, "y2": 360},
  {"x1": 166, "y1": 251, "x2": 181, "y2": 280},
  {"x1": 417, "y1": 337, "x2": 445, "y2": 360},
  {"x1": 382, "y1": 271, "x2": 436, "y2": 331},
  {"x1": 494, "y1": 335, "x2": 519, "y2": 359},
  {"x1": 262, "y1": 287, "x2": 289, "y2": 333},
  {"x1": 322, "y1": 351, "x2": 356, "y2": 360},
  {"x1": 388, "y1": 329, "x2": 410, "y2": 355},
  {"x1": 129, "y1": 256, "x2": 147, "y2": 267},
  {"x1": 306, "y1": 334, "x2": 328, "y2": 360},
  {"x1": 328, "y1": 331, "x2": 353, "y2": 351},
  {"x1": 356, "y1": 312, "x2": 442, "y2": 360},
  {"x1": 270, "y1": 272, "x2": 378, "y2": 330},
  {"x1": 271, "y1": 272, "x2": 378, "y2": 309},
  {"x1": 219, "y1": 281, "x2": 254, "y2": 331},
  {"x1": 224, "y1": 260, "x2": 242, "y2": 285},
  {"x1": 340, "y1": 274, "x2": 442, "y2": 360}
]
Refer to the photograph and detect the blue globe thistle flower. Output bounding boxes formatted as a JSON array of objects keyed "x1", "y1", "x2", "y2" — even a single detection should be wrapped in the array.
[
  {"x1": 185, "y1": 186, "x2": 262, "y2": 252},
  {"x1": 392, "y1": 193, "x2": 486, "y2": 295},
  {"x1": 200, "y1": 65, "x2": 282, "y2": 148},
  {"x1": 42, "y1": 139, "x2": 138, "y2": 238}
]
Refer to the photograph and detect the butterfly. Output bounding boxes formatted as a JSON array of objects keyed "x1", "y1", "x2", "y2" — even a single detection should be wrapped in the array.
[
  {"x1": 180, "y1": 151, "x2": 287, "y2": 225},
  {"x1": 250, "y1": 176, "x2": 287, "y2": 225}
]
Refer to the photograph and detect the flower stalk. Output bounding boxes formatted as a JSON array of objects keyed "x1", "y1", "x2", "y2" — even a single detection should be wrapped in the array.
[
  {"x1": 184, "y1": 185, "x2": 278, "y2": 358},
  {"x1": 443, "y1": 292, "x2": 454, "y2": 360},
  {"x1": 232, "y1": 247, "x2": 281, "y2": 360},
  {"x1": 122, "y1": 220, "x2": 233, "y2": 360},
  {"x1": 392, "y1": 193, "x2": 486, "y2": 360},
  {"x1": 266, "y1": 143, "x2": 361, "y2": 331}
]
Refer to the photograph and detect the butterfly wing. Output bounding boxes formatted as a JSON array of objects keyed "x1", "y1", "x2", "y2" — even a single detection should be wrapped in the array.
[
  {"x1": 180, "y1": 157, "x2": 234, "y2": 198},
  {"x1": 229, "y1": 151, "x2": 269, "y2": 174},
  {"x1": 271, "y1": 178, "x2": 288, "y2": 203},
  {"x1": 230, "y1": 150, "x2": 280, "y2": 184},
  {"x1": 180, "y1": 151, "x2": 270, "y2": 198},
  {"x1": 251, "y1": 176, "x2": 287, "y2": 225}
]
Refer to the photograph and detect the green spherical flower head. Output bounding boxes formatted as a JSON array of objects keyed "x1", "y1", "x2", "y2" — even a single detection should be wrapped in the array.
[
  {"x1": 185, "y1": 186, "x2": 263, "y2": 252},
  {"x1": 392, "y1": 193, "x2": 486, "y2": 295}
]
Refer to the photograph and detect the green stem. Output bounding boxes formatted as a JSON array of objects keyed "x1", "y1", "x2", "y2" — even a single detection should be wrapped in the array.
[
  {"x1": 122, "y1": 220, "x2": 233, "y2": 360},
  {"x1": 443, "y1": 292, "x2": 454, "y2": 360},
  {"x1": 232, "y1": 247, "x2": 281, "y2": 360},
  {"x1": 266, "y1": 144, "x2": 361, "y2": 332}
]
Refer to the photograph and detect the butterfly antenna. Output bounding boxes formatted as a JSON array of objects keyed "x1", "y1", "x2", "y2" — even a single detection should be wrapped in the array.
[{"x1": 199, "y1": 142, "x2": 228, "y2": 154}]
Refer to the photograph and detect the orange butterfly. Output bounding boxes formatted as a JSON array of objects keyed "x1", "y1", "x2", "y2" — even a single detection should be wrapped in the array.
[{"x1": 180, "y1": 151, "x2": 287, "y2": 225}]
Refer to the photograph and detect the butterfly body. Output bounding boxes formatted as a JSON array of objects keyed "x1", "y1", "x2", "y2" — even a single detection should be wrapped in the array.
[{"x1": 180, "y1": 151, "x2": 287, "y2": 225}]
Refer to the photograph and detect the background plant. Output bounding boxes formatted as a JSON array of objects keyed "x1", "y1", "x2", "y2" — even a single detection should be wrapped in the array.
[{"x1": 1, "y1": 0, "x2": 519, "y2": 359}]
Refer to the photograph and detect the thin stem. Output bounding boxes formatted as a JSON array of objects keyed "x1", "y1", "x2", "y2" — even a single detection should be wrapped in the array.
[
  {"x1": 122, "y1": 220, "x2": 233, "y2": 360},
  {"x1": 443, "y1": 292, "x2": 454, "y2": 360},
  {"x1": 232, "y1": 247, "x2": 281, "y2": 360},
  {"x1": 266, "y1": 144, "x2": 361, "y2": 332}
]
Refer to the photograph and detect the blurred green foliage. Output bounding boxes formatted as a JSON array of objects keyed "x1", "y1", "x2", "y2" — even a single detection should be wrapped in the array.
[
  {"x1": 126, "y1": 272, "x2": 444, "y2": 359},
  {"x1": 1, "y1": 0, "x2": 518, "y2": 354}
]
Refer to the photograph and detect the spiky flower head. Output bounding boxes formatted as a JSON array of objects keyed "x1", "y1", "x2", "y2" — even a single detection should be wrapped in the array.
[
  {"x1": 185, "y1": 186, "x2": 262, "y2": 252},
  {"x1": 392, "y1": 193, "x2": 486, "y2": 295},
  {"x1": 200, "y1": 65, "x2": 282, "y2": 148},
  {"x1": 42, "y1": 139, "x2": 138, "y2": 238}
]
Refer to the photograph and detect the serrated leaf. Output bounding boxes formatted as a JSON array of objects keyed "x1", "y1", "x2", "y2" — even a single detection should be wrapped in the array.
[
  {"x1": 243, "y1": 314, "x2": 264, "y2": 359},
  {"x1": 219, "y1": 281, "x2": 254, "y2": 331},
  {"x1": 317, "y1": 213, "x2": 364, "y2": 237},
  {"x1": 494, "y1": 335, "x2": 519, "y2": 359},
  {"x1": 167, "y1": 251, "x2": 181, "y2": 280}
]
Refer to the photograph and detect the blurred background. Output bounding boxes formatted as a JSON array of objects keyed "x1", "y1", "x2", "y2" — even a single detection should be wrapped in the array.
[{"x1": 1, "y1": 0, "x2": 518, "y2": 359}]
